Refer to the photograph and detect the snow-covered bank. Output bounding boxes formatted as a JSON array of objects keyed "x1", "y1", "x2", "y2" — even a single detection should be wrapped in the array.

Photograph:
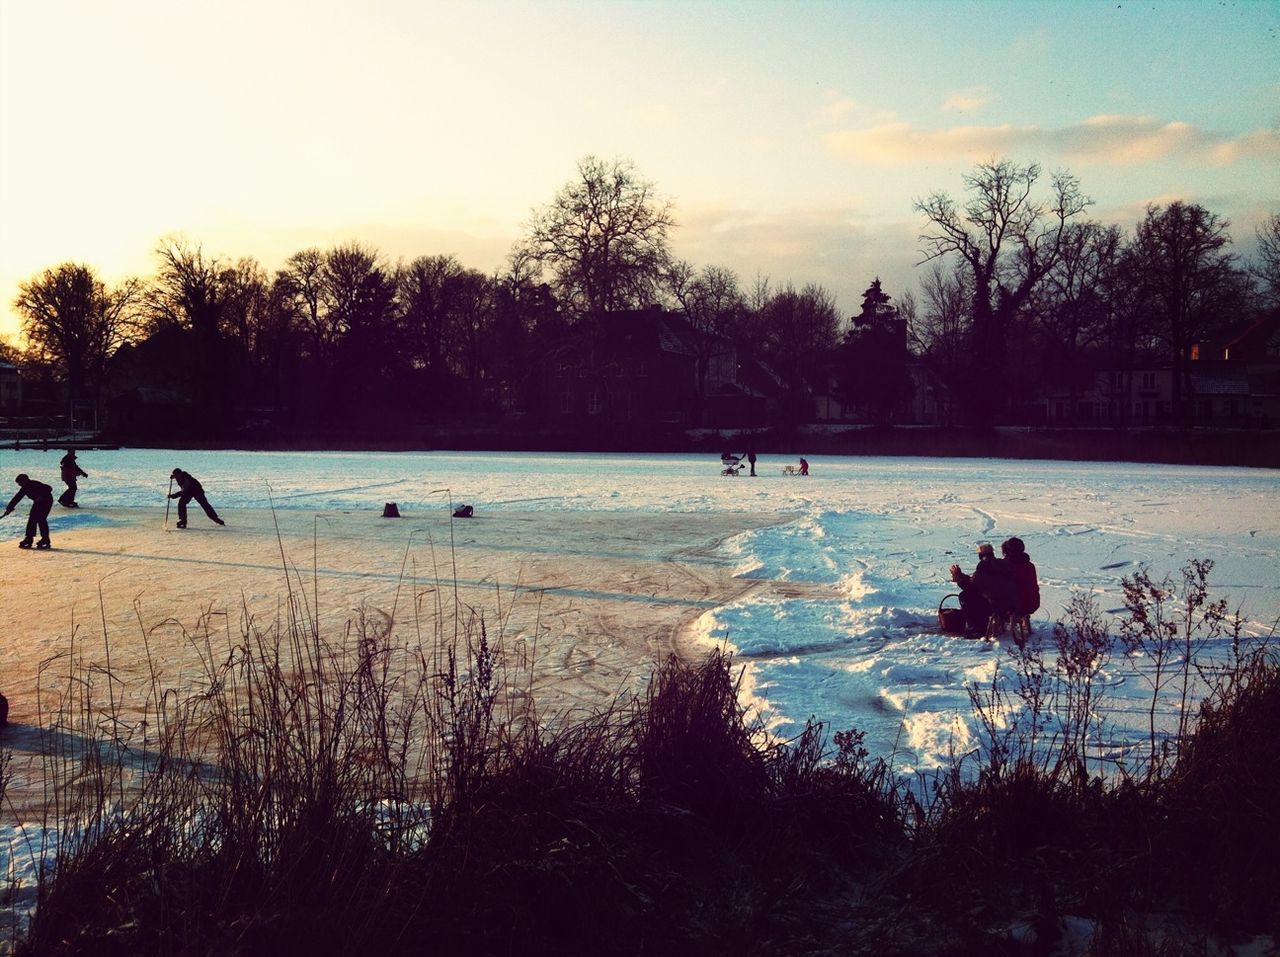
[{"x1": 3, "y1": 448, "x2": 1276, "y2": 774}]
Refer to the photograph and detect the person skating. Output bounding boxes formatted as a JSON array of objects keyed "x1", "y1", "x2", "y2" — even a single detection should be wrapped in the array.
[
  {"x1": 746, "y1": 450, "x2": 758, "y2": 476},
  {"x1": 168, "y1": 468, "x2": 226, "y2": 528},
  {"x1": 3, "y1": 473, "x2": 54, "y2": 549},
  {"x1": 58, "y1": 449, "x2": 87, "y2": 507}
]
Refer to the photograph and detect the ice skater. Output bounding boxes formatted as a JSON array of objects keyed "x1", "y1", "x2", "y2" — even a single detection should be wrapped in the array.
[
  {"x1": 3, "y1": 473, "x2": 54, "y2": 549},
  {"x1": 168, "y1": 468, "x2": 226, "y2": 528},
  {"x1": 58, "y1": 448, "x2": 87, "y2": 507}
]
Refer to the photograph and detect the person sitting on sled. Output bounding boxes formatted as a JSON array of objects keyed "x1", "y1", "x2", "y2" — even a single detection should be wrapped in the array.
[
  {"x1": 169, "y1": 468, "x2": 226, "y2": 528},
  {"x1": 4, "y1": 473, "x2": 54, "y2": 549},
  {"x1": 949, "y1": 542, "x2": 1016, "y2": 638}
]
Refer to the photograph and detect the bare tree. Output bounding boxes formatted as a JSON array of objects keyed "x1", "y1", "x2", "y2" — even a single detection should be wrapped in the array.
[
  {"x1": 149, "y1": 237, "x2": 228, "y2": 337},
  {"x1": 399, "y1": 254, "x2": 466, "y2": 381},
  {"x1": 909, "y1": 263, "x2": 970, "y2": 424},
  {"x1": 1253, "y1": 212, "x2": 1280, "y2": 309},
  {"x1": 524, "y1": 156, "x2": 675, "y2": 320},
  {"x1": 278, "y1": 248, "x2": 333, "y2": 363},
  {"x1": 915, "y1": 159, "x2": 1090, "y2": 424},
  {"x1": 761, "y1": 282, "x2": 841, "y2": 418},
  {"x1": 1033, "y1": 221, "x2": 1122, "y2": 419},
  {"x1": 667, "y1": 261, "x2": 744, "y2": 423},
  {"x1": 14, "y1": 262, "x2": 141, "y2": 422},
  {"x1": 1123, "y1": 202, "x2": 1241, "y2": 422}
]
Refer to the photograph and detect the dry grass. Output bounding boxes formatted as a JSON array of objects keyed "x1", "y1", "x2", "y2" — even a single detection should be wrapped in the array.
[{"x1": 4, "y1": 557, "x2": 1277, "y2": 955}]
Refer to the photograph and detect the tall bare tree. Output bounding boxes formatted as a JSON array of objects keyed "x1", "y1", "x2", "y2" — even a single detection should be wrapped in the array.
[
  {"x1": 760, "y1": 282, "x2": 841, "y2": 420},
  {"x1": 1123, "y1": 202, "x2": 1240, "y2": 422},
  {"x1": 14, "y1": 262, "x2": 141, "y2": 423},
  {"x1": 909, "y1": 263, "x2": 970, "y2": 424},
  {"x1": 524, "y1": 156, "x2": 675, "y2": 320},
  {"x1": 1253, "y1": 212, "x2": 1280, "y2": 309},
  {"x1": 667, "y1": 261, "x2": 744, "y2": 423},
  {"x1": 915, "y1": 159, "x2": 1090, "y2": 424},
  {"x1": 1033, "y1": 221, "x2": 1122, "y2": 418}
]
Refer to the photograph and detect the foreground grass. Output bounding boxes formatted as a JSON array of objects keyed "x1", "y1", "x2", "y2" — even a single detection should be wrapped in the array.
[{"x1": 6, "y1": 563, "x2": 1279, "y2": 955}]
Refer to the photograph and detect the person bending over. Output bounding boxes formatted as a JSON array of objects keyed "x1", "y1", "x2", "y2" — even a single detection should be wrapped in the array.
[
  {"x1": 169, "y1": 468, "x2": 226, "y2": 528},
  {"x1": 4, "y1": 473, "x2": 54, "y2": 549}
]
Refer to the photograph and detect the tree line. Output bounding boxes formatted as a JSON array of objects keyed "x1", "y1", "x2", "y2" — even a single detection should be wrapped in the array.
[{"x1": 8, "y1": 156, "x2": 1280, "y2": 438}]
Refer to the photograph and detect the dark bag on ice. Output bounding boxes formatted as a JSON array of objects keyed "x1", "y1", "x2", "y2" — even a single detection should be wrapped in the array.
[{"x1": 453, "y1": 504, "x2": 474, "y2": 518}]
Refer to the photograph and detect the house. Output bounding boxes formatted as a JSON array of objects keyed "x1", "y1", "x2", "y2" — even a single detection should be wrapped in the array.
[
  {"x1": 0, "y1": 361, "x2": 20, "y2": 417},
  {"x1": 1040, "y1": 367, "x2": 1175, "y2": 427},
  {"x1": 533, "y1": 308, "x2": 700, "y2": 433}
]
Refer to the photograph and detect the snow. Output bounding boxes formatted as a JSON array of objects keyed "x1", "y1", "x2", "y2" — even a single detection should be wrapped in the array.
[{"x1": 1, "y1": 447, "x2": 1278, "y2": 942}]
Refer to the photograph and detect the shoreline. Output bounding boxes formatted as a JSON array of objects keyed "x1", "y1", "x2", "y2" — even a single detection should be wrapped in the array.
[{"x1": 84, "y1": 425, "x2": 1280, "y2": 469}]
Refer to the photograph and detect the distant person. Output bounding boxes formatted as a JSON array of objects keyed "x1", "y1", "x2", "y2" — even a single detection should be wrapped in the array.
[
  {"x1": 168, "y1": 468, "x2": 226, "y2": 529},
  {"x1": 799, "y1": 457, "x2": 809, "y2": 476},
  {"x1": 58, "y1": 449, "x2": 87, "y2": 508},
  {"x1": 746, "y1": 450, "x2": 758, "y2": 476},
  {"x1": 4, "y1": 473, "x2": 54, "y2": 549},
  {"x1": 949, "y1": 542, "x2": 1016, "y2": 638}
]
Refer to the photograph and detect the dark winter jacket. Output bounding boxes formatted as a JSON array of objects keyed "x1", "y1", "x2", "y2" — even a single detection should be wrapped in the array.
[
  {"x1": 7, "y1": 478, "x2": 54, "y2": 511},
  {"x1": 955, "y1": 556, "x2": 1018, "y2": 614},
  {"x1": 1008, "y1": 553, "x2": 1040, "y2": 615},
  {"x1": 60, "y1": 453, "x2": 87, "y2": 482},
  {"x1": 170, "y1": 469, "x2": 205, "y2": 498}
]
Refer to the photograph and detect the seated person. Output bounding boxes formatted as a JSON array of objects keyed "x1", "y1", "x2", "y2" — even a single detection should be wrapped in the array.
[
  {"x1": 1001, "y1": 536, "x2": 1040, "y2": 618},
  {"x1": 949, "y1": 542, "x2": 1016, "y2": 637}
]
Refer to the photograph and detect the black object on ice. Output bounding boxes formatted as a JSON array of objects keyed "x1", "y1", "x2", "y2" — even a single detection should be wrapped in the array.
[
  {"x1": 453, "y1": 504, "x2": 474, "y2": 518},
  {"x1": 382, "y1": 502, "x2": 401, "y2": 518}
]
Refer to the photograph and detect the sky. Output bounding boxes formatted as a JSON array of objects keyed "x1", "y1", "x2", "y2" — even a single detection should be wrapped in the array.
[{"x1": 1, "y1": 0, "x2": 1277, "y2": 341}]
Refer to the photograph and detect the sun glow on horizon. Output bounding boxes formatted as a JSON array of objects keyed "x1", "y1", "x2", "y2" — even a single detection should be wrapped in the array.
[{"x1": 2, "y1": 0, "x2": 1277, "y2": 341}]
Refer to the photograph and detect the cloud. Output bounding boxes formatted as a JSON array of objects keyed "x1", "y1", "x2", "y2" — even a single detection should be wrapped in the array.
[
  {"x1": 825, "y1": 115, "x2": 1280, "y2": 167},
  {"x1": 673, "y1": 204, "x2": 923, "y2": 315},
  {"x1": 816, "y1": 95, "x2": 860, "y2": 124},
  {"x1": 941, "y1": 87, "x2": 993, "y2": 114}
]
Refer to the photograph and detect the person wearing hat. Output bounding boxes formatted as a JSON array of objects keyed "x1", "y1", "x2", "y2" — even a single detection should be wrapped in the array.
[
  {"x1": 168, "y1": 468, "x2": 226, "y2": 528},
  {"x1": 3, "y1": 473, "x2": 55, "y2": 549},
  {"x1": 949, "y1": 541, "x2": 1016, "y2": 638},
  {"x1": 58, "y1": 448, "x2": 88, "y2": 508}
]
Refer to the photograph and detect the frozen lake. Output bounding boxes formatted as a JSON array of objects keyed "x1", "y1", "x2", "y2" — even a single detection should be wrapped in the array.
[{"x1": 6, "y1": 446, "x2": 1279, "y2": 774}]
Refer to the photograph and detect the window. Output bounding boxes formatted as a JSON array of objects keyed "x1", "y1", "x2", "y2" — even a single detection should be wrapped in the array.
[
  {"x1": 560, "y1": 391, "x2": 574, "y2": 414},
  {"x1": 1141, "y1": 372, "x2": 1157, "y2": 390},
  {"x1": 587, "y1": 391, "x2": 601, "y2": 415}
]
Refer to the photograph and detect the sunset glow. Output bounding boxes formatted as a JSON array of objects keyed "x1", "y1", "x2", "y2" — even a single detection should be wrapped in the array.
[{"x1": 1, "y1": 0, "x2": 1276, "y2": 339}]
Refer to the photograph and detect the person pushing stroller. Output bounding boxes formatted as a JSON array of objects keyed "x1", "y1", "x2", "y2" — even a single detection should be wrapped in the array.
[
  {"x1": 168, "y1": 468, "x2": 226, "y2": 528},
  {"x1": 4, "y1": 473, "x2": 54, "y2": 549}
]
